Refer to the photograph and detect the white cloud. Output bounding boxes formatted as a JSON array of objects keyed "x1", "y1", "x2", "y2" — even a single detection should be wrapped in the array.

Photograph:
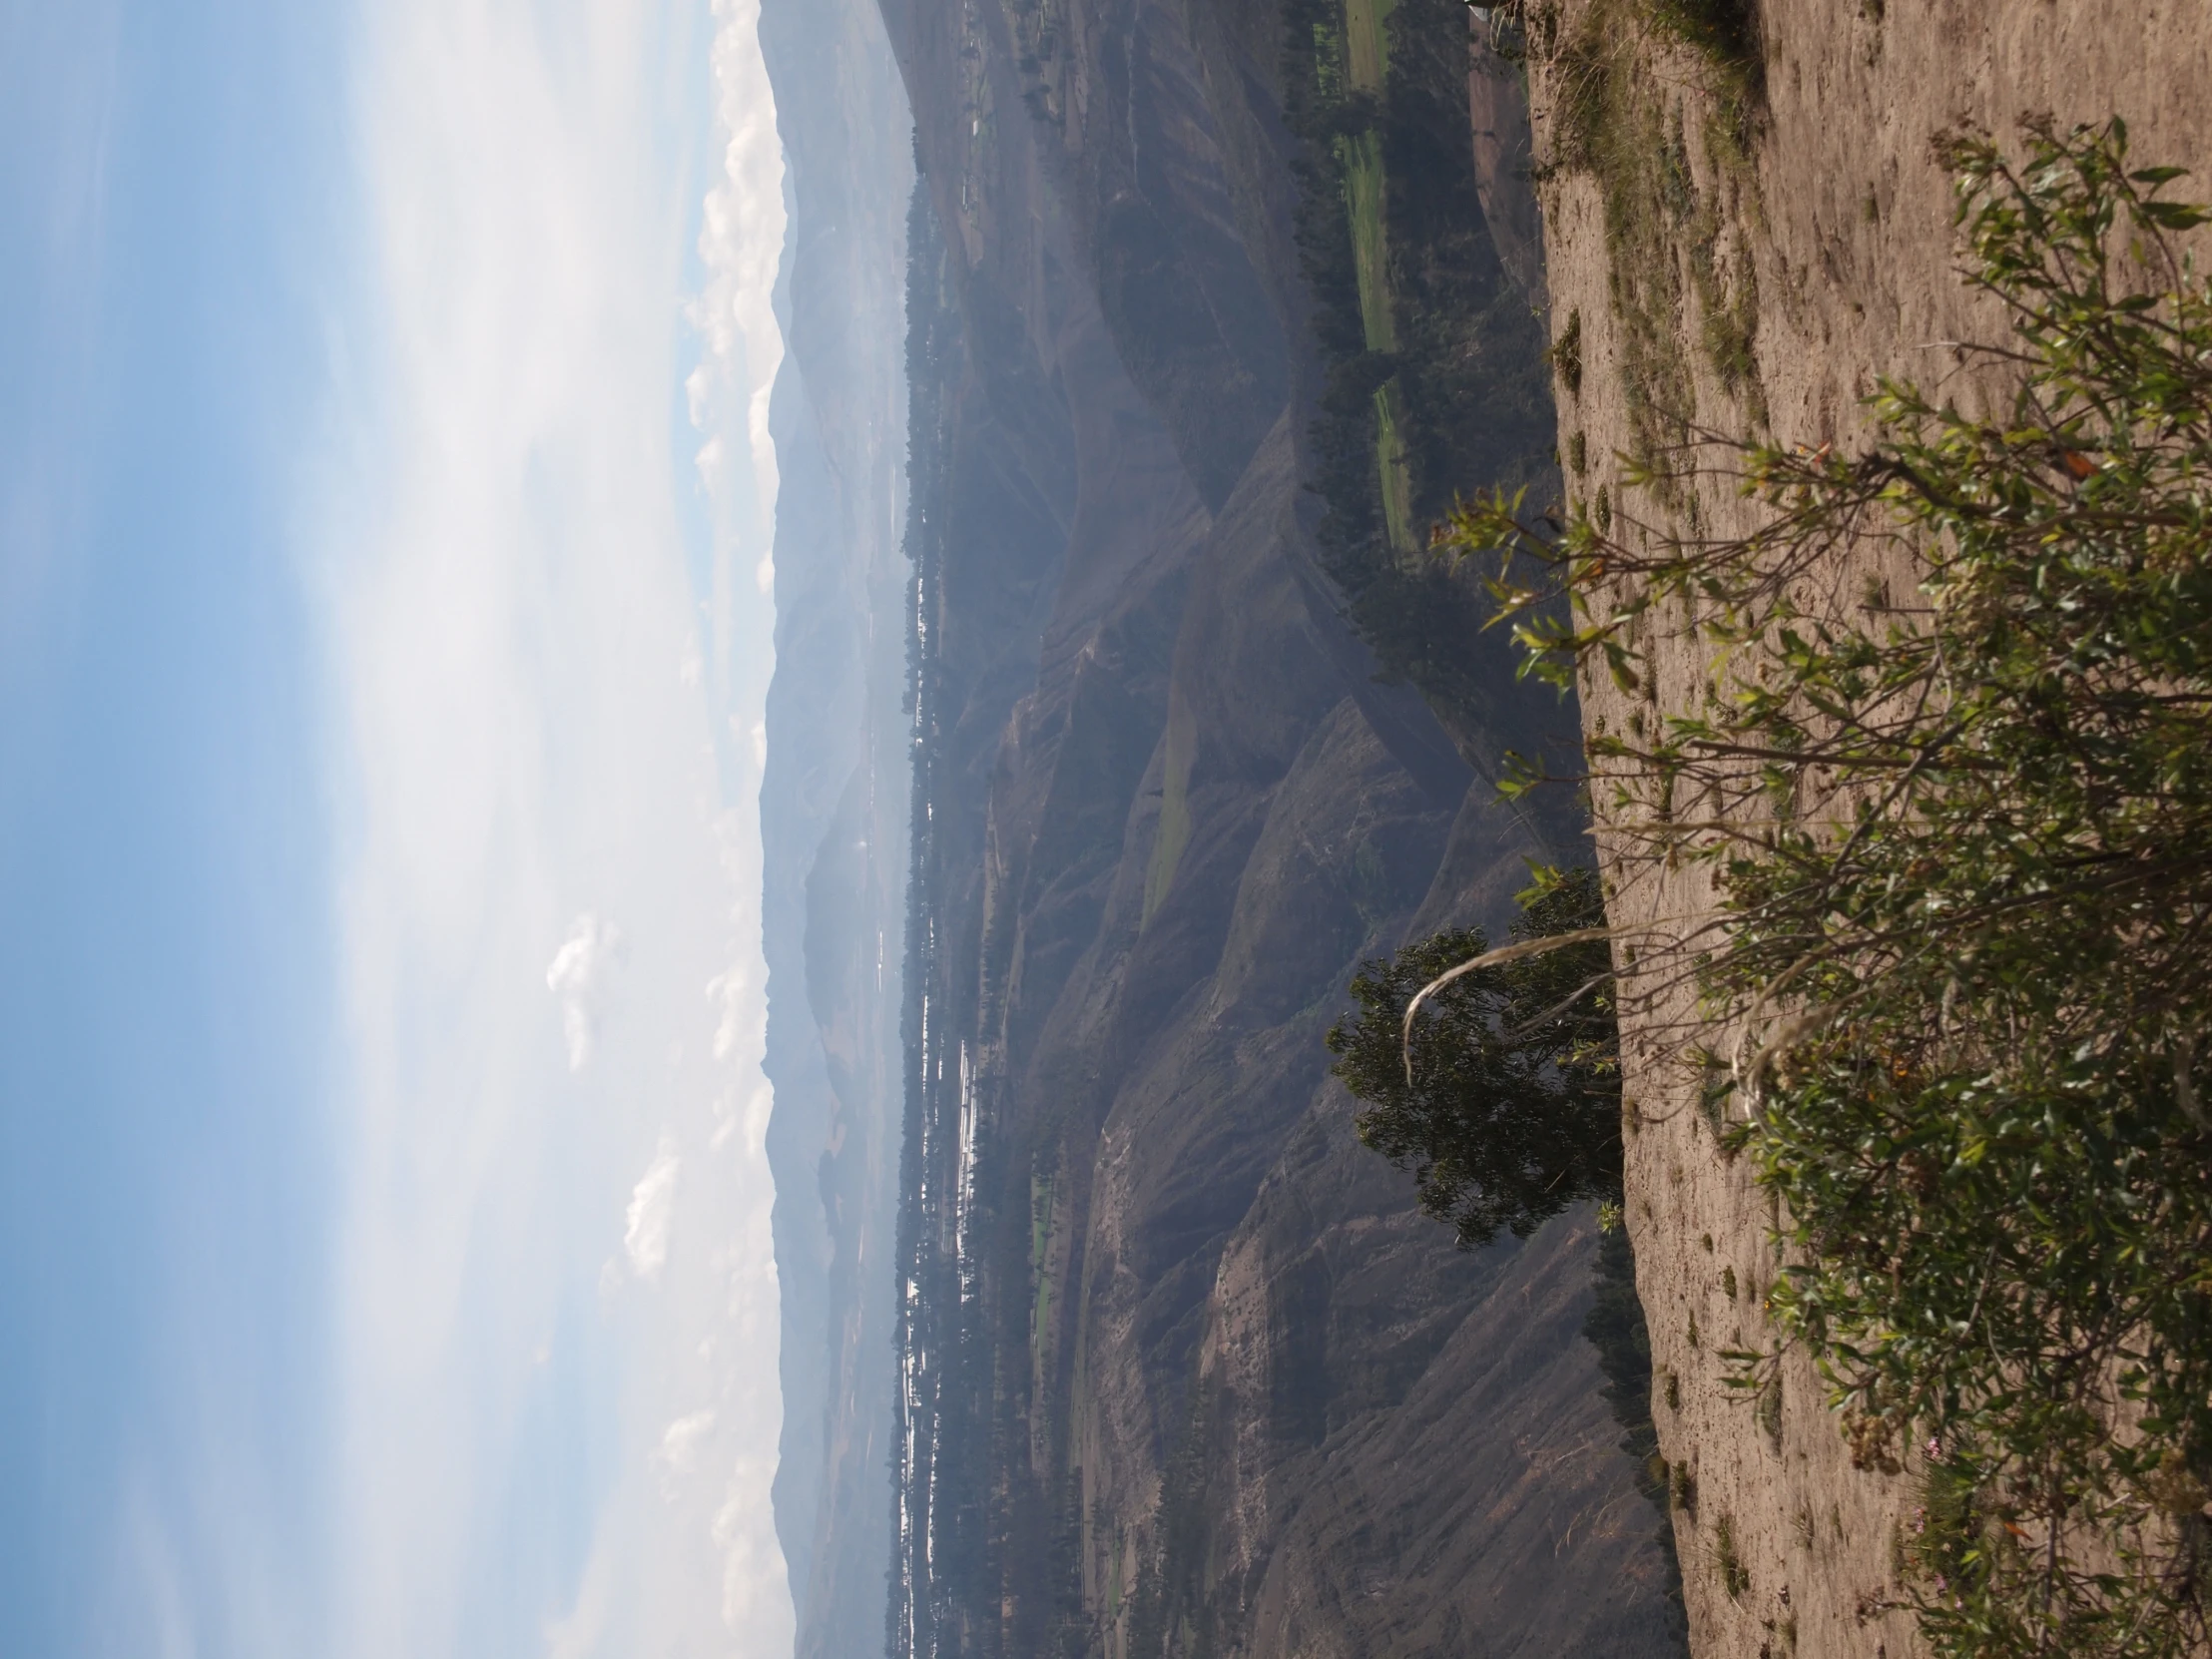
[
  {"x1": 316, "y1": 0, "x2": 791, "y2": 1654},
  {"x1": 691, "y1": 0, "x2": 788, "y2": 536},
  {"x1": 655, "y1": 1409, "x2": 720, "y2": 1492},
  {"x1": 546, "y1": 914, "x2": 624, "y2": 1071},
  {"x1": 708, "y1": 959, "x2": 758, "y2": 1065},
  {"x1": 624, "y1": 1136, "x2": 681, "y2": 1282}
]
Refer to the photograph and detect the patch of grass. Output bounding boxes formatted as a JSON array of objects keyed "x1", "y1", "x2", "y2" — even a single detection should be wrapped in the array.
[
  {"x1": 1031, "y1": 1171, "x2": 1054, "y2": 1269},
  {"x1": 1141, "y1": 699, "x2": 1194, "y2": 927},
  {"x1": 1714, "y1": 1513, "x2": 1752, "y2": 1600},
  {"x1": 1342, "y1": 0, "x2": 1391, "y2": 88},
  {"x1": 1335, "y1": 0, "x2": 1416, "y2": 553},
  {"x1": 1694, "y1": 1062, "x2": 1729, "y2": 1139},
  {"x1": 1374, "y1": 380, "x2": 1414, "y2": 550},
  {"x1": 1536, "y1": 0, "x2": 1769, "y2": 471},
  {"x1": 1343, "y1": 113, "x2": 1407, "y2": 558},
  {"x1": 1681, "y1": 99, "x2": 1766, "y2": 417},
  {"x1": 1550, "y1": 305, "x2": 1584, "y2": 398},
  {"x1": 1646, "y1": 0, "x2": 1761, "y2": 95},
  {"x1": 1345, "y1": 131, "x2": 1394, "y2": 349}
]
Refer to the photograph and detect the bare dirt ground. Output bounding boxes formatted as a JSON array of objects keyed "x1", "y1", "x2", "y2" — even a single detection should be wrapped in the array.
[{"x1": 1524, "y1": 3, "x2": 2212, "y2": 1655}]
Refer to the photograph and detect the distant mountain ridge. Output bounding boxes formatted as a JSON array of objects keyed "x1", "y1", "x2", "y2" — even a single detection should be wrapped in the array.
[{"x1": 754, "y1": 4, "x2": 912, "y2": 1656}]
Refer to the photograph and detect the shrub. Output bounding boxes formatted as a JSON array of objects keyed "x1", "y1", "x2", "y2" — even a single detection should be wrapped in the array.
[{"x1": 1446, "y1": 118, "x2": 2212, "y2": 1656}]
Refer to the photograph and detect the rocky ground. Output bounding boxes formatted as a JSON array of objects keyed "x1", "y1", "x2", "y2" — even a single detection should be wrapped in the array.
[{"x1": 1524, "y1": 3, "x2": 2212, "y2": 1654}]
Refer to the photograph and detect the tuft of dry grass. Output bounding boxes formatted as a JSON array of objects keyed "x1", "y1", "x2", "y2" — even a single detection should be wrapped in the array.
[{"x1": 1536, "y1": 0, "x2": 1770, "y2": 475}]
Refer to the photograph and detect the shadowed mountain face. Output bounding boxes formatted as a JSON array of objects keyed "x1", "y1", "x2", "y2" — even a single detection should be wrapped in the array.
[
  {"x1": 755, "y1": 4, "x2": 913, "y2": 1657},
  {"x1": 765, "y1": 0, "x2": 1678, "y2": 1654}
]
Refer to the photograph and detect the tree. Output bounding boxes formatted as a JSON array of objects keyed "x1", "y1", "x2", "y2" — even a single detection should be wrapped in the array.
[{"x1": 1328, "y1": 866, "x2": 1620, "y2": 1248}]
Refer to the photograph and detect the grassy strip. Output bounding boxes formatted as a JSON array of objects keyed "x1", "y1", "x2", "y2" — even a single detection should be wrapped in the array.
[
  {"x1": 1338, "y1": 0, "x2": 1415, "y2": 551},
  {"x1": 1343, "y1": 0, "x2": 1391, "y2": 88},
  {"x1": 1282, "y1": 0, "x2": 1554, "y2": 752},
  {"x1": 1031, "y1": 1170, "x2": 1055, "y2": 1360}
]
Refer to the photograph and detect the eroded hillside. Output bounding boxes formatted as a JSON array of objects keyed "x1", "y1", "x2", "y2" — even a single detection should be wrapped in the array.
[{"x1": 871, "y1": 0, "x2": 1684, "y2": 1654}]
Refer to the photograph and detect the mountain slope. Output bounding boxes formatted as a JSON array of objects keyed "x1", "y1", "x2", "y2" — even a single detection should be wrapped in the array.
[{"x1": 876, "y1": 2, "x2": 1684, "y2": 1655}]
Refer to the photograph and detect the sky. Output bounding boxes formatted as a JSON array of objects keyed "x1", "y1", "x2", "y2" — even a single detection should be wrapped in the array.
[{"x1": 0, "y1": 0, "x2": 795, "y2": 1653}]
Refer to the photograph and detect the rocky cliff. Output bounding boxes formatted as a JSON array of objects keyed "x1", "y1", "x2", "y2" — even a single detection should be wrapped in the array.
[{"x1": 869, "y1": 1, "x2": 1684, "y2": 1655}]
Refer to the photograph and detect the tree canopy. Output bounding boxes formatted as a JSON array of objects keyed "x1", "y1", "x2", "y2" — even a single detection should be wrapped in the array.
[{"x1": 1329, "y1": 866, "x2": 1620, "y2": 1248}]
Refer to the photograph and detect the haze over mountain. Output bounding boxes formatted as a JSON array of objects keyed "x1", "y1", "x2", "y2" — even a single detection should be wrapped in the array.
[{"x1": 754, "y1": 5, "x2": 914, "y2": 1656}]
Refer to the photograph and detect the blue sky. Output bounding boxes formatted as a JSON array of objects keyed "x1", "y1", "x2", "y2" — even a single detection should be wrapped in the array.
[{"x1": 0, "y1": 1, "x2": 793, "y2": 1652}]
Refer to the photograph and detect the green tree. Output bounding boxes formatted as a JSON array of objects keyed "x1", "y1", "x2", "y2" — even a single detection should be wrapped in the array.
[{"x1": 1328, "y1": 866, "x2": 1620, "y2": 1247}]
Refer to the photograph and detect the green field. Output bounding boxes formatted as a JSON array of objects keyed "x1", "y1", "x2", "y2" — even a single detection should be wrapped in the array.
[
  {"x1": 1141, "y1": 699, "x2": 1195, "y2": 926},
  {"x1": 1030, "y1": 1171, "x2": 1056, "y2": 1358},
  {"x1": 1343, "y1": 0, "x2": 1392, "y2": 91},
  {"x1": 1337, "y1": 0, "x2": 1414, "y2": 552},
  {"x1": 1373, "y1": 381, "x2": 1414, "y2": 553},
  {"x1": 1344, "y1": 131, "x2": 1394, "y2": 353}
]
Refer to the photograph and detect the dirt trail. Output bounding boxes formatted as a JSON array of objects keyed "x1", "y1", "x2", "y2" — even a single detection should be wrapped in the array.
[{"x1": 1524, "y1": 4, "x2": 2212, "y2": 1655}]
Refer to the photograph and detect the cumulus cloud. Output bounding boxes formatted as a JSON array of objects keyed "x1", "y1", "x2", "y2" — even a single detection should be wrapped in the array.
[
  {"x1": 545, "y1": 914, "x2": 624, "y2": 1071},
  {"x1": 654, "y1": 1408, "x2": 719, "y2": 1499},
  {"x1": 690, "y1": 0, "x2": 787, "y2": 532},
  {"x1": 707, "y1": 962, "x2": 757, "y2": 1065},
  {"x1": 624, "y1": 1137, "x2": 681, "y2": 1282}
]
